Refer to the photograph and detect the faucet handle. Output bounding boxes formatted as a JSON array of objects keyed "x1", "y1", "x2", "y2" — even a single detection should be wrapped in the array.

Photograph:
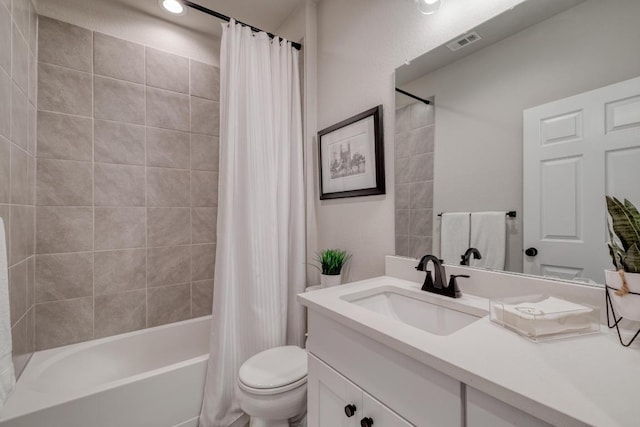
[{"x1": 448, "y1": 274, "x2": 469, "y2": 289}]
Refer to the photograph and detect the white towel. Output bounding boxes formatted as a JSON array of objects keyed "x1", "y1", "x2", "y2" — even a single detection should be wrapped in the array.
[
  {"x1": 440, "y1": 212, "x2": 470, "y2": 265},
  {"x1": 0, "y1": 218, "x2": 15, "y2": 413},
  {"x1": 470, "y1": 212, "x2": 506, "y2": 270}
]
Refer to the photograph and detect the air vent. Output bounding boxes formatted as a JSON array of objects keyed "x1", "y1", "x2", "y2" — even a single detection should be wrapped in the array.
[{"x1": 446, "y1": 31, "x2": 482, "y2": 52}]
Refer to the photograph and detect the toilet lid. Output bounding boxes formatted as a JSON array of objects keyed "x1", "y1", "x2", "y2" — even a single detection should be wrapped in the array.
[{"x1": 239, "y1": 346, "x2": 307, "y2": 389}]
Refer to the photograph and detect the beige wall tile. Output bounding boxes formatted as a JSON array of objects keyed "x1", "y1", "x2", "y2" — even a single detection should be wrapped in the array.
[
  {"x1": 191, "y1": 171, "x2": 218, "y2": 207},
  {"x1": 38, "y1": 16, "x2": 92, "y2": 72},
  {"x1": 36, "y1": 253, "x2": 93, "y2": 303},
  {"x1": 36, "y1": 206, "x2": 92, "y2": 254},
  {"x1": 0, "y1": 70, "x2": 10, "y2": 139},
  {"x1": 190, "y1": 60, "x2": 219, "y2": 101},
  {"x1": 10, "y1": 205, "x2": 33, "y2": 264},
  {"x1": 26, "y1": 255, "x2": 34, "y2": 308},
  {"x1": 147, "y1": 283, "x2": 190, "y2": 327},
  {"x1": 94, "y1": 207, "x2": 145, "y2": 250},
  {"x1": 27, "y1": 51, "x2": 36, "y2": 105},
  {"x1": 145, "y1": 47, "x2": 189, "y2": 94},
  {"x1": 12, "y1": 24, "x2": 29, "y2": 95},
  {"x1": 147, "y1": 207, "x2": 190, "y2": 247},
  {"x1": 9, "y1": 259, "x2": 28, "y2": 326},
  {"x1": 191, "y1": 207, "x2": 216, "y2": 244},
  {"x1": 11, "y1": 313, "x2": 28, "y2": 376},
  {"x1": 35, "y1": 297, "x2": 93, "y2": 350},
  {"x1": 409, "y1": 236, "x2": 433, "y2": 261},
  {"x1": 190, "y1": 97, "x2": 219, "y2": 136},
  {"x1": 10, "y1": 144, "x2": 28, "y2": 205},
  {"x1": 94, "y1": 249, "x2": 146, "y2": 295},
  {"x1": 37, "y1": 111, "x2": 93, "y2": 161},
  {"x1": 11, "y1": 0, "x2": 29, "y2": 39},
  {"x1": 28, "y1": 2, "x2": 37, "y2": 53},
  {"x1": 0, "y1": 138, "x2": 10, "y2": 203},
  {"x1": 36, "y1": 159, "x2": 93, "y2": 206},
  {"x1": 94, "y1": 120, "x2": 145, "y2": 166},
  {"x1": 409, "y1": 181, "x2": 434, "y2": 209},
  {"x1": 190, "y1": 134, "x2": 218, "y2": 172},
  {"x1": 146, "y1": 127, "x2": 190, "y2": 169},
  {"x1": 191, "y1": 279, "x2": 213, "y2": 317},
  {"x1": 0, "y1": 5, "x2": 10, "y2": 75},
  {"x1": 94, "y1": 163, "x2": 145, "y2": 207},
  {"x1": 94, "y1": 76, "x2": 145, "y2": 125},
  {"x1": 95, "y1": 290, "x2": 146, "y2": 338},
  {"x1": 26, "y1": 102, "x2": 35, "y2": 155},
  {"x1": 191, "y1": 244, "x2": 215, "y2": 281},
  {"x1": 11, "y1": 82, "x2": 28, "y2": 150},
  {"x1": 146, "y1": 87, "x2": 189, "y2": 132},
  {"x1": 147, "y1": 167, "x2": 190, "y2": 207},
  {"x1": 147, "y1": 245, "x2": 190, "y2": 288},
  {"x1": 93, "y1": 33, "x2": 144, "y2": 84},
  {"x1": 27, "y1": 154, "x2": 35, "y2": 205},
  {"x1": 38, "y1": 63, "x2": 92, "y2": 117}
]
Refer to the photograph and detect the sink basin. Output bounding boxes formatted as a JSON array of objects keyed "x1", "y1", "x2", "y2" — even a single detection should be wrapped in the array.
[{"x1": 342, "y1": 286, "x2": 484, "y2": 336}]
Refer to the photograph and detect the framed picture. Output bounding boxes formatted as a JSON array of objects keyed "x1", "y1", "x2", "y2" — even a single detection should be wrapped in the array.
[{"x1": 318, "y1": 105, "x2": 385, "y2": 200}]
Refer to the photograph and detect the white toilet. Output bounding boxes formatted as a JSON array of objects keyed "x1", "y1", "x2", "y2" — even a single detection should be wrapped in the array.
[{"x1": 236, "y1": 345, "x2": 308, "y2": 427}]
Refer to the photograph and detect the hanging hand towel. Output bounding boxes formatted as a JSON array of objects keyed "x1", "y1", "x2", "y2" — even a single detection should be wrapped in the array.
[
  {"x1": 0, "y1": 218, "x2": 15, "y2": 413},
  {"x1": 470, "y1": 211, "x2": 506, "y2": 270},
  {"x1": 440, "y1": 213, "x2": 470, "y2": 265}
]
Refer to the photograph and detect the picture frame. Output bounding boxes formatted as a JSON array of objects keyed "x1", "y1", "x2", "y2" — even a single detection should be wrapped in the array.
[{"x1": 318, "y1": 105, "x2": 385, "y2": 200}]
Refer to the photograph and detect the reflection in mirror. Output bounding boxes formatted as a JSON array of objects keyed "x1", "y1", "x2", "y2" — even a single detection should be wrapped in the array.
[{"x1": 394, "y1": 0, "x2": 640, "y2": 285}]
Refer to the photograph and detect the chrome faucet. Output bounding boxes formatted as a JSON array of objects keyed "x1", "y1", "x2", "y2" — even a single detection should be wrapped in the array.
[
  {"x1": 415, "y1": 255, "x2": 464, "y2": 298},
  {"x1": 460, "y1": 248, "x2": 482, "y2": 266}
]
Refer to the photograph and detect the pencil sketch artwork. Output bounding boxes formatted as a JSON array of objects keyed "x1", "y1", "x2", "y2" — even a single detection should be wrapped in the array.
[{"x1": 329, "y1": 133, "x2": 367, "y2": 179}]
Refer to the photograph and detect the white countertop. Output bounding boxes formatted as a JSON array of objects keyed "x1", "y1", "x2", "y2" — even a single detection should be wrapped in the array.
[{"x1": 298, "y1": 276, "x2": 640, "y2": 427}]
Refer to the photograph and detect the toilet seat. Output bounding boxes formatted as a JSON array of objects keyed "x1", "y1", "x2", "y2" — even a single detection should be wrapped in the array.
[{"x1": 238, "y1": 346, "x2": 307, "y2": 396}]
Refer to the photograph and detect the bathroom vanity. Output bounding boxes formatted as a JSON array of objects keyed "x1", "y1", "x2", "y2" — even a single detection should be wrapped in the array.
[{"x1": 298, "y1": 256, "x2": 640, "y2": 427}]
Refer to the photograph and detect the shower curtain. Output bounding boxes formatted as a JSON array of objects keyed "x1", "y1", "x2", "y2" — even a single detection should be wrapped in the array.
[{"x1": 199, "y1": 20, "x2": 306, "y2": 427}]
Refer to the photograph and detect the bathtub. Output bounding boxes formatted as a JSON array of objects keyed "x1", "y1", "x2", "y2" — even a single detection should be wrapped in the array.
[{"x1": 0, "y1": 316, "x2": 211, "y2": 427}]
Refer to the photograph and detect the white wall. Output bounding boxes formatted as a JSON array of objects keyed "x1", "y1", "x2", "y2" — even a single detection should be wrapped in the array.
[
  {"x1": 315, "y1": 0, "x2": 527, "y2": 281},
  {"x1": 37, "y1": 0, "x2": 220, "y2": 65},
  {"x1": 400, "y1": 0, "x2": 640, "y2": 272}
]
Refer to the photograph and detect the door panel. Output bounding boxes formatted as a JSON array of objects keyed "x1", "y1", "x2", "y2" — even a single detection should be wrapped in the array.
[
  {"x1": 361, "y1": 391, "x2": 413, "y2": 427},
  {"x1": 308, "y1": 355, "x2": 360, "y2": 427},
  {"x1": 523, "y1": 76, "x2": 640, "y2": 283}
]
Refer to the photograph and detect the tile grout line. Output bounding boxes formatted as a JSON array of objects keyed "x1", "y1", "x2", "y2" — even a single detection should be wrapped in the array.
[
  {"x1": 91, "y1": 29, "x2": 96, "y2": 341},
  {"x1": 144, "y1": 44, "x2": 149, "y2": 330}
]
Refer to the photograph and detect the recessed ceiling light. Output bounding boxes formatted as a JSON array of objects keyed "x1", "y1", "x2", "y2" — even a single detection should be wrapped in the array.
[
  {"x1": 159, "y1": 0, "x2": 186, "y2": 16},
  {"x1": 415, "y1": 0, "x2": 442, "y2": 15}
]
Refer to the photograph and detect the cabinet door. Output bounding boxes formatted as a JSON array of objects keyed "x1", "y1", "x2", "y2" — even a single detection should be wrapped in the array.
[
  {"x1": 361, "y1": 391, "x2": 413, "y2": 427},
  {"x1": 466, "y1": 387, "x2": 552, "y2": 427},
  {"x1": 308, "y1": 355, "x2": 362, "y2": 427}
]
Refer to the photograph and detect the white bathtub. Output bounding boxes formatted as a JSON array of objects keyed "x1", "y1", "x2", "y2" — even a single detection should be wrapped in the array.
[{"x1": 0, "y1": 316, "x2": 211, "y2": 427}]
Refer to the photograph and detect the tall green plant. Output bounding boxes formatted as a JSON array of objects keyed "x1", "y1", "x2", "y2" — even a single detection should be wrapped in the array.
[
  {"x1": 606, "y1": 196, "x2": 640, "y2": 273},
  {"x1": 312, "y1": 249, "x2": 351, "y2": 275}
]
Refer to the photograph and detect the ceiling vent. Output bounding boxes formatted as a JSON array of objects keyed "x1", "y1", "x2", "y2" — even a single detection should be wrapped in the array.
[{"x1": 446, "y1": 31, "x2": 482, "y2": 52}]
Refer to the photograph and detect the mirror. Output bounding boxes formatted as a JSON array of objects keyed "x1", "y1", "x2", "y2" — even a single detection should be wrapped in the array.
[{"x1": 394, "y1": 0, "x2": 640, "y2": 285}]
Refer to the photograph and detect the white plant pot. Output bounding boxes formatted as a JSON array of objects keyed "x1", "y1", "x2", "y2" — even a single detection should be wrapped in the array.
[
  {"x1": 320, "y1": 273, "x2": 342, "y2": 288},
  {"x1": 605, "y1": 269, "x2": 640, "y2": 322}
]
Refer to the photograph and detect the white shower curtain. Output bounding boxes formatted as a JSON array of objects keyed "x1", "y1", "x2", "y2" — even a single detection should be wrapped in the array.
[{"x1": 199, "y1": 21, "x2": 306, "y2": 427}]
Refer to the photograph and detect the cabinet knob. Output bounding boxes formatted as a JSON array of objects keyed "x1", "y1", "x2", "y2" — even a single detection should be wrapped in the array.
[
  {"x1": 360, "y1": 417, "x2": 374, "y2": 427},
  {"x1": 525, "y1": 247, "x2": 538, "y2": 257},
  {"x1": 344, "y1": 404, "x2": 357, "y2": 417}
]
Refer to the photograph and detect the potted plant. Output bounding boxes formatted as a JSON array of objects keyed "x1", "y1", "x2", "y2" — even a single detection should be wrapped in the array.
[
  {"x1": 605, "y1": 196, "x2": 640, "y2": 321},
  {"x1": 312, "y1": 249, "x2": 351, "y2": 287}
]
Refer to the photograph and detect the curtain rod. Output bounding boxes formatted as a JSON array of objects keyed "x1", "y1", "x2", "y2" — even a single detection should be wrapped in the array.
[
  {"x1": 437, "y1": 211, "x2": 517, "y2": 218},
  {"x1": 182, "y1": 0, "x2": 302, "y2": 51},
  {"x1": 395, "y1": 88, "x2": 431, "y2": 105}
]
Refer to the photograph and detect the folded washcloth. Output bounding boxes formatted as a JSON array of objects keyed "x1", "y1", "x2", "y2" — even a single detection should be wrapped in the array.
[
  {"x1": 494, "y1": 296, "x2": 593, "y2": 337},
  {"x1": 0, "y1": 218, "x2": 15, "y2": 413}
]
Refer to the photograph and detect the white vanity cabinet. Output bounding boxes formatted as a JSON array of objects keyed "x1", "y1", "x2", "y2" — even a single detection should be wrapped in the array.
[
  {"x1": 466, "y1": 387, "x2": 553, "y2": 427},
  {"x1": 306, "y1": 312, "x2": 463, "y2": 427},
  {"x1": 308, "y1": 354, "x2": 412, "y2": 427}
]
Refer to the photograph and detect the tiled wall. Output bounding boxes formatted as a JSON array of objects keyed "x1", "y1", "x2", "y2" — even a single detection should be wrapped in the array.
[
  {"x1": 34, "y1": 16, "x2": 220, "y2": 350},
  {"x1": 0, "y1": 0, "x2": 38, "y2": 377},
  {"x1": 394, "y1": 102, "x2": 435, "y2": 259}
]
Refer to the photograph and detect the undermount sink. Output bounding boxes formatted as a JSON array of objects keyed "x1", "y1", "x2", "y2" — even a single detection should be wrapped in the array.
[{"x1": 342, "y1": 286, "x2": 485, "y2": 336}]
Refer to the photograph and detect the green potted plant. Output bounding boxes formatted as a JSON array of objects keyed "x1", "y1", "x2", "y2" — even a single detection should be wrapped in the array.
[
  {"x1": 605, "y1": 196, "x2": 640, "y2": 321},
  {"x1": 313, "y1": 249, "x2": 351, "y2": 287}
]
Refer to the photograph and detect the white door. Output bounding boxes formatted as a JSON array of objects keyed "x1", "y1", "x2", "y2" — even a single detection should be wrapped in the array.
[
  {"x1": 307, "y1": 355, "x2": 362, "y2": 427},
  {"x1": 523, "y1": 76, "x2": 640, "y2": 283}
]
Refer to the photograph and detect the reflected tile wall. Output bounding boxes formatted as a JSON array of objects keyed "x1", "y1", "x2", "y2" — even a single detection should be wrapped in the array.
[
  {"x1": 34, "y1": 17, "x2": 220, "y2": 351},
  {"x1": 1, "y1": 0, "x2": 38, "y2": 379},
  {"x1": 395, "y1": 102, "x2": 434, "y2": 259}
]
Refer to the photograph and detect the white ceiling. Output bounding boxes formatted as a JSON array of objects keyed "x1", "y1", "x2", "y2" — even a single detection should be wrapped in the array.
[{"x1": 39, "y1": 0, "x2": 306, "y2": 38}]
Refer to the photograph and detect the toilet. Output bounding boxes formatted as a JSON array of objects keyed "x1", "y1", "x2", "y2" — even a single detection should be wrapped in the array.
[{"x1": 236, "y1": 345, "x2": 308, "y2": 427}]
